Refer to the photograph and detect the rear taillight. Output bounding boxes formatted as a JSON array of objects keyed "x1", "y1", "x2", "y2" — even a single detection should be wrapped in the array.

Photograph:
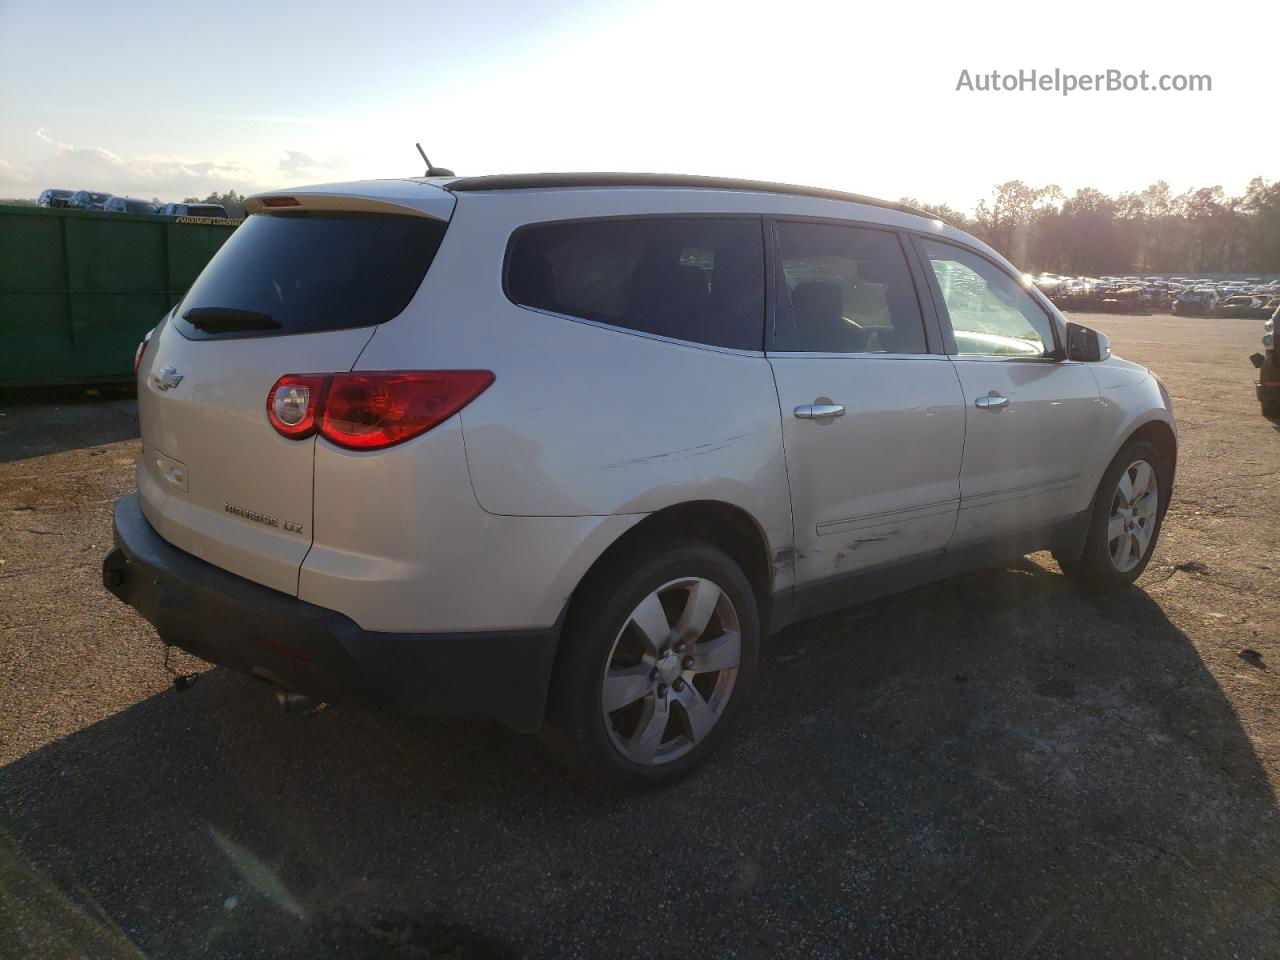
[
  {"x1": 267, "y1": 374, "x2": 329, "y2": 438},
  {"x1": 134, "y1": 329, "x2": 153, "y2": 378},
  {"x1": 266, "y1": 371, "x2": 494, "y2": 450}
]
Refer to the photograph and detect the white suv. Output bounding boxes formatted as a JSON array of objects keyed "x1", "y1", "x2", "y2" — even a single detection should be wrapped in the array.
[{"x1": 105, "y1": 173, "x2": 1177, "y2": 787}]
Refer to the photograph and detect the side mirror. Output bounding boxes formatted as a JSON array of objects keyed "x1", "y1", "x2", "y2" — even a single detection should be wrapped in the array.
[
  {"x1": 1065, "y1": 321, "x2": 1110, "y2": 362},
  {"x1": 1250, "y1": 352, "x2": 1265, "y2": 369}
]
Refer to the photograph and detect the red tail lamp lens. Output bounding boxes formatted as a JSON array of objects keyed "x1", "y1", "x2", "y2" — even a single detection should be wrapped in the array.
[
  {"x1": 320, "y1": 371, "x2": 495, "y2": 450},
  {"x1": 266, "y1": 375, "x2": 328, "y2": 438},
  {"x1": 134, "y1": 330, "x2": 152, "y2": 378},
  {"x1": 266, "y1": 371, "x2": 494, "y2": 449}
]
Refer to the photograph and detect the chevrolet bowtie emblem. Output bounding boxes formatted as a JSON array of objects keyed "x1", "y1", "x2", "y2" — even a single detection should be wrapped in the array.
[{"x1": 152, "y1": 366, "x2": 184, "y2": 390}]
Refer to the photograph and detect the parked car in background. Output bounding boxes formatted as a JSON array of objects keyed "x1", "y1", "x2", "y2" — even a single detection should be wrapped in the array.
[
  {"x1": 159, "y1": 202, "x2": 229, "y2": 219},
  {"x1": 1172, "y1": 288, "x2": 1218, "y2": 316},
  {"x1": 1099, "y1": 285, "x2": 1147, "y2": 312},
  {"x1": 104, "y1": 196, "x2": 159, "y2": 215},
  {"x1": 66, "y1": 190, "x2": 111, "y2": 211},
  {"x1": 105, "y1": 172, "x2": 1178, "y2": 787},
  {"x1": 37, "y1": 188, "x2": 74, "y2": 208},
  {"x1": 1215, "y1": 295, "x2": 1270, "y2": 319}
]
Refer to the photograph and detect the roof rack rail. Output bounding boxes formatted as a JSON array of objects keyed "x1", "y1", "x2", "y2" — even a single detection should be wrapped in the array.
[{"x1": 444, "y1": 173, "x2": 936, "y2": 219}]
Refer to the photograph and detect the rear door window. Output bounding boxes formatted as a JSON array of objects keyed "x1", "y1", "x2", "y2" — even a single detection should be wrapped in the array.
[
  {"x1": 772, "y1": 221, "x2": 927, "y2": 354},
  {"x1": 505, "y1": 216, "x2": 764, "y2": 350},
  {"x1": 175, "y1": 211, "x2": 448, "y2": 339}
]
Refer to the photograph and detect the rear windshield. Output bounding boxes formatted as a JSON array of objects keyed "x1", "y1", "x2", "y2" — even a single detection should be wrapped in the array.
[
  {"x1": 124, "y1": 199, "x2": 153, "y2": 214},
  {"x1": 186, "y1": 205, "x2": 228, "y2": 217},
  {"x1": 175, "y1": 211, "x2": 448, "y2": 339}
]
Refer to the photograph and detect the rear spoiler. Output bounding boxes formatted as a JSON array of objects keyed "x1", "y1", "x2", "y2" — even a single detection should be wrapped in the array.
[{"x1": 246, "y1": 181, "x2": 455, "y2": 220}]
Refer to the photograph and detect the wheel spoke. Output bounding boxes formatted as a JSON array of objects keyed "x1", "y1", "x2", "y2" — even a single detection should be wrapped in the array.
[
  {"x1": 1113, "y1": 534, "x2": 1131, "y2": 569},
  {"x1": 1136, "y1": 490, "x2": 1159, "y2": 519},
  {"x1": 1132, "y1": 461, "x2": 1154, "y2": 499},
  {"x1": 688, "y1": 631, "x2": 740, "y2": 674},
  {"x1": 1124, "y1": 533, "x2": 1140, "y2": 569},
  {"x1": 673, "y1": 683, "x2": 717, "y2": 743},
  {"x1": 629, "y1": 592, "x2": 672, "y2": 654},
  {"x1": 1107, "y1": 515, "x2": 1126, "y2": 543},
  {"x1": 627, "y1": 694, "x2": 670, "y2": 763},
  {"x1": 1117, "y1": 470, "x2": 1137, "y2": 505},
  {"x1": 602, "y1": 663, "x2": 653, "y2": 713},
  {"x1": 1133, "y1": 522, "x2": 1153, "y2": 556},
  {"x1": 675, "y1": 580, "x2": 721, "y2": 642}
]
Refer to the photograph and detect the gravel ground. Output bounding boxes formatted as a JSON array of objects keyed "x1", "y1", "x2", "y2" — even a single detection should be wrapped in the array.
[{"x1": 1, "y1": 313, "x2": 1277, "y2": 959}]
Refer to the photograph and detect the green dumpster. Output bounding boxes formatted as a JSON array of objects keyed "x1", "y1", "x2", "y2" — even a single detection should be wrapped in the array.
[{"x1": 0, "y1": 205, "x2": 238, "y2": 388}]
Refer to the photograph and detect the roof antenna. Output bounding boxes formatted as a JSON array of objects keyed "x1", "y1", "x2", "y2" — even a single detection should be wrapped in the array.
[{"x1": 416, "y1": 142, "x2": 454, "y2": 178}]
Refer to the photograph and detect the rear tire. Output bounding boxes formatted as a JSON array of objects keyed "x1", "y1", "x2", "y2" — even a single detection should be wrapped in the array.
[
  {"x1": 544, "y1": 540, "x2": 759, "y2": 791},
  {"x1": 1262, "y1": 397, "x2": 1280, "y2": 419},
  {"x1": 1055, "y1": 438, "x2": 1167, "y2": 592}
]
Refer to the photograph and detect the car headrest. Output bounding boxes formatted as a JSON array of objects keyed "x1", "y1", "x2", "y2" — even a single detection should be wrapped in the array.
[{"x1": 790, "y1": 281, "x2": 843, "y2": 327}]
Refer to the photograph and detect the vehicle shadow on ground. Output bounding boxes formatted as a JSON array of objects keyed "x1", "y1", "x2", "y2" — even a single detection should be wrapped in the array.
[
  {"x1": 2, "y1": 561, "x2": 1277, "y2": 959},
  {"x1": 0, "y1": 394, "x2": 138, "y2": 463}
]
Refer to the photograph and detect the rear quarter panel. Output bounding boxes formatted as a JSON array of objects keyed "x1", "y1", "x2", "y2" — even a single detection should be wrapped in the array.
[{"x1": 353, "y1": 189, "x2": 796, "y2": 589}]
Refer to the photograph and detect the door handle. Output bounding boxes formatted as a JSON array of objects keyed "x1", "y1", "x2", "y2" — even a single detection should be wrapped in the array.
[
  {"x1": 974, "y1": 392, "x2": 1009, "y2": 411},
  {"x1": 794, "y1": 403, "x2": 846, "y2": 419}
]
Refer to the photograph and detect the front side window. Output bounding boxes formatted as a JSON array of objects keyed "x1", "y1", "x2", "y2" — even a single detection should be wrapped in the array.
[
  {"x1": 506, "y1": 217, "x2": 764, "y2": 351},
  {"x1": 772, "y1": 221, "x2": 927, "y2": 354},
  {"x1": 920, "y1": 239, "x2": 1056, "y2": 358}
]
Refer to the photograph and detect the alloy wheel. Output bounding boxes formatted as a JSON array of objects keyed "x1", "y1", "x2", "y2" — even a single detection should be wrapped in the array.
[
  {"x1": 1107, "y1": 458, "x2": 1159, "y2": 573},
  {"x1": 600, "y1": 577, "x2": 741, "y2": 766}
]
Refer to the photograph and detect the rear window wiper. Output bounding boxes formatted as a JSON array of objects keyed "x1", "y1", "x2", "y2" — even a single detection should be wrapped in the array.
[{"x1": 182, "y1": 307, "x2": 281, "y2": 333}]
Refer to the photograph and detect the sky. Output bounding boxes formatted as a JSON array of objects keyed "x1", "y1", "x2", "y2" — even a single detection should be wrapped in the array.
[{"x1": 1, "y1": 0, "x2": 1273, "y2": 211}]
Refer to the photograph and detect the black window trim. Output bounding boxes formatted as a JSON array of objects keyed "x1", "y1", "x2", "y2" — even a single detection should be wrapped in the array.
[
  {"x1": 501, "y1": 212, "x2": 770, "y2": 356},
  {"x1": 905, "y1": 232, "x2": 1066, "y2": 361},
  {"x1": 763, "y1": 214, "x2": 947, "y2": 358}
]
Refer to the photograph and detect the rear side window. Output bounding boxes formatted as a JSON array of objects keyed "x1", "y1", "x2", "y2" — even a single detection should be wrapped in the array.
[
  {"x1": 175, "y1": 212, "x2": 447, "y2": 339},
  {"x1": 506, "y1": 217, "x2": 764, "y2": 350},
  {"x1": 772, "y1": 221, "x2": 927, "y2": 354}
]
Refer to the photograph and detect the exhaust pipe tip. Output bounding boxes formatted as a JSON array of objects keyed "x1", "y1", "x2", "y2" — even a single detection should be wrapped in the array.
[{"x1": 275, "y1": 689, "x2": 316, "y2": 713}]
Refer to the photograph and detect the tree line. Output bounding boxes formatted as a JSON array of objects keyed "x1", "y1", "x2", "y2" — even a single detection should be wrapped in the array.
[{"x1": 900, "y1": 177, "x2": 1280, "y2": 276}]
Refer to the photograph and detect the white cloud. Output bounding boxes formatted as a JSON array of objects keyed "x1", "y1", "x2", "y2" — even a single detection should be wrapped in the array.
[
  {"x1": 2, "y1": 128, "x2": 263, "y2": 200},
  {"x1": 278, "y1": 149, "x2": 344, "y2": 180}
]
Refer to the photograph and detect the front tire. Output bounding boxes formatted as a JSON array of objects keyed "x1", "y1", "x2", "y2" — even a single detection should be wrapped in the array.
[
  {"x1": 545, "y1": 540, "x2": 760, "y2": 790},
  {"x1": 1055, "y1": 439, "x2": 1167, "y2": 591}
]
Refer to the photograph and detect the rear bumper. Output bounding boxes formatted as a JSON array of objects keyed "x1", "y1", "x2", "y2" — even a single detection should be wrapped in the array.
[
  {"x1": 103, "y1": 493, "x2": 559, "y2": 732},
  {"x1": 1258, "y1": 381, "x2": 1280, "y2": 402}
]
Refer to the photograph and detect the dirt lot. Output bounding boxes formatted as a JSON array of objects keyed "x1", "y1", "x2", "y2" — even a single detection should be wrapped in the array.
[{"x1": 1, "y1": 313, "x2": 1277, "y2": 959}]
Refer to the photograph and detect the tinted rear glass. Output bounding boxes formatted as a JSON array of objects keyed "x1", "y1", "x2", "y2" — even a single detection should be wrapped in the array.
[
  {"x1": 186, "y1": 205, "x2": 227, "y2": 217},
  {"x1": 175, "y1": 211, "x2": 448, "y2": 339},
  {"x1": 505, "y1": 217, "x2": 764, "y2": 350}
]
